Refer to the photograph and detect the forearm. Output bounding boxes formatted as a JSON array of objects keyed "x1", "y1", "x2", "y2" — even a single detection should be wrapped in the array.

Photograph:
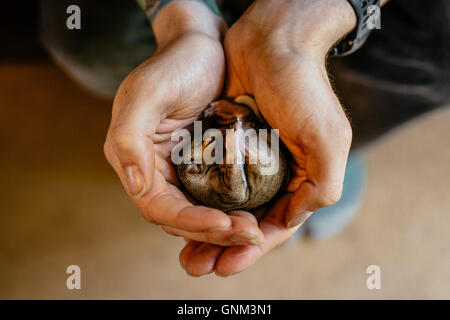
[{"x1": 140, "y1": 0, "x2": 226, "y2": 47}]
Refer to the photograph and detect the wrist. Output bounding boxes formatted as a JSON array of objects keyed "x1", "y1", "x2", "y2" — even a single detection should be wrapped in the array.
[
  {"x1": 241, "y1": 0, "x2": 357, "y2": 59},
  {"x1": 151, "y1": 1, "x2": 226, "y2": 47}
]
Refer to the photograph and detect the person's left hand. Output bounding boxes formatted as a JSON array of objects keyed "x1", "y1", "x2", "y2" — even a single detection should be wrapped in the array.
[{"x1": 104, "y1": 2, "x2": 265, "y2": 252}]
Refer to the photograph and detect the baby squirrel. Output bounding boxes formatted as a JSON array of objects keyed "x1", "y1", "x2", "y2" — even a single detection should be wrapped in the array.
[{"x1": 176, "y1": 95, "x2": 289, "y2": 215}]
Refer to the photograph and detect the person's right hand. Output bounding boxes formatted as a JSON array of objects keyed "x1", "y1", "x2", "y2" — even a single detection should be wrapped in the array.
[
  {"x1": 103, "y1": 1, "x2": 264, "y2": 247},
  {"x1": 177, "y1": 0, "x2": 359, "y2": 276}
]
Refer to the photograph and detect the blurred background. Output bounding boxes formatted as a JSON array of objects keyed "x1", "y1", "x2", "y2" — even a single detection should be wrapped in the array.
[{"x1": 1, "y1": 1, "x2": 450, "y2": 299}]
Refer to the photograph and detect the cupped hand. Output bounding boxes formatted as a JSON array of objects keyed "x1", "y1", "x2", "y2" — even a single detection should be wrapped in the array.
[
  {"x1": 104, "y1": 2, "x2": 263, "y2": 248},
  {"x1": 179, "y1": 0, "x2": 356, "y2": 276}
]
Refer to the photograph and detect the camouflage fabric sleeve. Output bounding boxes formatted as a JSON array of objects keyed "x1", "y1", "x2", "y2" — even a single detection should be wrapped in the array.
[{"x1": 136, "y1": 0, "x2": 222, "y2": 22}]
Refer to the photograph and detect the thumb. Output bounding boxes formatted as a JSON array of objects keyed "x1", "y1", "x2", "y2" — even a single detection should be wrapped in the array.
[
  {"x1": 104, "y1": 93, "x2": 161, "y2": 199},
  {"x1": 105, "y1": 127, "x2": 155, "y2": 199}
]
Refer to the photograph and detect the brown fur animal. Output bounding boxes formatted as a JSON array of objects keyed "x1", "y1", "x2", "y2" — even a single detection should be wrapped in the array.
[{"x1": 176, "y1": 95, "x2": 289, "y2": 213}]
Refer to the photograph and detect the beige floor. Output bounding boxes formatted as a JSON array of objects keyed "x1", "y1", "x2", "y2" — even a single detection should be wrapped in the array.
[{"x1": 1, "y1": 62, "x2": 449, "y2": 299}]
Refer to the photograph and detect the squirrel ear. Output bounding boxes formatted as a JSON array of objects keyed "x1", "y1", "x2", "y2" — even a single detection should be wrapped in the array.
[{"x1": 203, "y1": 99, "x2": 251, "y2": 125}]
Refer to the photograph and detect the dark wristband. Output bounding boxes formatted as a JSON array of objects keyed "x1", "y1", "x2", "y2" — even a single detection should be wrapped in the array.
[{"x1": 330, "y1": 0, "x2": 381, "y2": 57}]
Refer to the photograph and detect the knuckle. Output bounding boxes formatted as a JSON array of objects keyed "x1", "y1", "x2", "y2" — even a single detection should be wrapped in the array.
[
  {"x1": 103, "y1": 139, "x2": 114, "y2": 163},
  {"x1": 109, "y1": 129, "x2": 135, "y2": 155},
  {"x1": 339, "y1": 120, "x2": 353, "y2": 146},
  {"x1": 142, "y1": 213, "x2": 157, "y2": 225},
  {"x1": 162, "y1": 225, "x2": 178, "y2": 237},
  {"x1": 328, "y1": 118, "x2": 353, "y2": 145},
  {"x1": 139, "y1": 205, "x2": 157, "y2": 224},
  {"x1": 317, "y1": 186, "x2": 343, "y2": 207}
]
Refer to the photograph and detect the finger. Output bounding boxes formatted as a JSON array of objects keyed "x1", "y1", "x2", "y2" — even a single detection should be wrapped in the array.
[
  {"x1": 185, "y1": 243, "x2": 225, "y2": 276},
  {"x1": 215, "y1": 194, "x2": 300, "y2": 276},
  {"x1": 285, "y1": 116, "x2": 352, "y2": 228},
  {"x1": 104, "y1": 81, "x2": 162, "y2": 199},
  {"x1": 141, "y1": 190, "x2": 232, "y2": 232},
  {"x1": 179, "y1": 240, "x2": 202, "y2": 270},
  {"x1": 106, "y1": 105, "x2": 232, "y2": 233},
  {"x1": 180, "y1": 242, "x2": 224, "y2": 276},
  {"x1": 162, "y1": 211, "x2": 263, "y2": 246}
]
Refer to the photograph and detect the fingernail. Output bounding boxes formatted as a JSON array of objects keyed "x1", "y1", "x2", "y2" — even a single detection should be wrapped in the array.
[
  {"x1": 229, "y1": 232, "x2": 260, "y2": 245},
  {"x1": 124, "y1": 165, "x2": 145, "y2": 197},
  {"x1": 185, "y1": 270, "x2": 200, "y2": 277},
  {"x1": 287, "y1": 211, "x2": 314, "y2": 229},
  {"x1": 215, "y1": 271, "x2": 229, "y2": 278}
]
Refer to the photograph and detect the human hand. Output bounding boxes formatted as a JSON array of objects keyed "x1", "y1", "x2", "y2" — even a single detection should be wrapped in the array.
[
  {"x1": 179, "y1": 0, "x2": 358, "y2": 276},
  {"x1": 104, "y1": 2, "x2": 263, "y2": 246}
]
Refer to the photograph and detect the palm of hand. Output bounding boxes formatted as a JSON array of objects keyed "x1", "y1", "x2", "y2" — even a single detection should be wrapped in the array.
[{"x1": 105, "y1": 33, "x2": 237, "y2": 233}]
